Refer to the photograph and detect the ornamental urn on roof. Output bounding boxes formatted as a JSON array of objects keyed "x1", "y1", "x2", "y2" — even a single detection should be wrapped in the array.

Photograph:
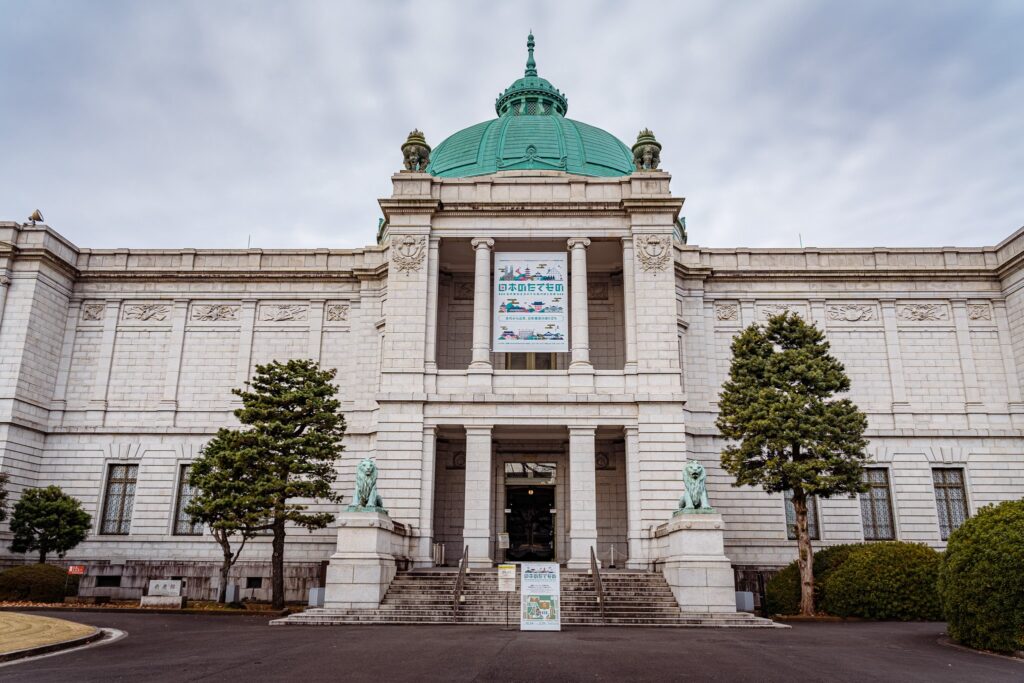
[
  {"x1": 632, "y1": 128, "x2": 662, "y2": 171},
  {"x1": 401, "y1": 129, "x2": 431, "y2": 172}
]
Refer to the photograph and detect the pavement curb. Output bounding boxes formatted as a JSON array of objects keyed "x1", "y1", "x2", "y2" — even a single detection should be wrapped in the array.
[
  {"x1": 1, "y1": 605, "x2": 289, "y2": 618},
  {"x1": 937, "y1": 636, "x2": 1024, "y2": 663},
  {"x1": 0, "y1": 626, "x2": 104, "y2": 663}
]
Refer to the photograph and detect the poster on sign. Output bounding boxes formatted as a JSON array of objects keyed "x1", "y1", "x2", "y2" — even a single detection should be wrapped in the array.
[
  {"x1": 493, "y1": 252, "x2": 568, "y2": 353},
  {"x1": 520, "y1": 562, "x2": 561, "y2": 631}
]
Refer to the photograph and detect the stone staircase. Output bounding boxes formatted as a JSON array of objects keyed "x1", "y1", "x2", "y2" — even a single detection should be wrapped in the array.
[{"x1": 273, "y1": 569, "x2": 781, "y2": 628}]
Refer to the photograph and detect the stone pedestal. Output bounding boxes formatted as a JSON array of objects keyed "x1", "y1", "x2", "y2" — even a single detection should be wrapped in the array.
[
  {"x1": 324, "y1": 511, "x2": 407, "y2": 609},
  {"x1": 654, "y1": 512, "x2": 736, "y2": 613}
]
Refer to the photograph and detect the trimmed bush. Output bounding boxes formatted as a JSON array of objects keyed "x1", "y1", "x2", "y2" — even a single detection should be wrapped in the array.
[
  {"x1": 0, "y1": 564, "x2": 75, "y2": 603},
  {"x1": 939, "y1": 500, "x2": 1024, "y2": 654},
  {"x1": 764, "y1": 543, "x2": 860, "y2": 615},
  {"x1": 822, "y1": 542, "x2": 943, "y2": 620}
]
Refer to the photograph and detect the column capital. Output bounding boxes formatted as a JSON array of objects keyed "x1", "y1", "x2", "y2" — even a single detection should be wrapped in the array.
[
  {"x1": 567, "y1": 237, "x2": 591, "y2": 250},
  {"x1": 568, "y1": 425, "x2": 598, "y2": 436},
  {"x1": 471, "y1": 237, "x2": 494, "y2": 250},
  {"x1": 465, "y1": 424, "x2": 494, "y2": 436}
]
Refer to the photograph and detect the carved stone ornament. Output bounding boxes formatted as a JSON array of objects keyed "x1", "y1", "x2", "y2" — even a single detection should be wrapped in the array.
[
  {"x1": 454, "y1": 280, "x2": 474, "y2": 300},
  {"x1": 897, "y1": 303, "x2": 949, "y2": 322},
  {"x1": 715, "y1": 303, "x2": 739, "y2": 322},
  {"x1": 326, "y1": 304, "x2": 350, "y2": 322},
  {"x1": 967, "y1": 304, "x2": 992, "y2": 321},
  {"x1": 123, "y1": 303, "x2": 169, "y2": 321},
  {"x1": 0, "y1": 275, "x2": 9, "y2": 286},
  {"x1": 634, "y1": 234, "x2": 672, "y2": 273},
  {"x1": 81, "y1": 304, "x2": 105, "y2": 321},
  {"x1": 259, "y1": 304, "x2": 308, "y2": 322},
  {"x1": 758, "y1": 303, "x2": 798, "y2": 320},
  {"x1": 401, "y1": 129, "x2": 431, "y2": 172},
  {"x1": 588, "y1": 283, "x2": 609, "y2": 301},
  {"x1": 826, "y1": 304, "x2": 876, "y2": 322},
  {"x1": 192, "y1": 304, "x2": 239, "y2": 322},
  {"x1": 632, "y1": 129, "x2": 662, "y2": 171},
  {"x1": 391, "y1": 235, "x2": 427, "y2": 275}
]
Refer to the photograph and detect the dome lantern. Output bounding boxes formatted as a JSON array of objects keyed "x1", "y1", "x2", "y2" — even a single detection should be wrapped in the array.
[{"x1": 494, "y1": 33, "x2": 569, "y2": 117}]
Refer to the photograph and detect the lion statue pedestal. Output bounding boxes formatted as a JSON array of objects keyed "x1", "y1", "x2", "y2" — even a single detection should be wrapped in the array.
[
  {"x1": 651, "y1": 460, "x2": 737, "y2": 613},
  {"x1": 324, "y1": 458, "x2": 408, "y2": 609}
]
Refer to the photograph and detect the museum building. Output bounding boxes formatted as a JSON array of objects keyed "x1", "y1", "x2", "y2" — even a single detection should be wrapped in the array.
[{"x1": 2, "y1": 35, "x2": 1024, "y2": 609}]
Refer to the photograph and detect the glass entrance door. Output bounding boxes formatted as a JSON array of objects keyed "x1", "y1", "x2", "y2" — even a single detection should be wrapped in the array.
[{"x1": 505, "y1": 485, "x2": 555, "y2": 561}]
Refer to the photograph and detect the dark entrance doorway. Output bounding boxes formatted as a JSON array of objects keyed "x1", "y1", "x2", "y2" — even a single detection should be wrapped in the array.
[{"x1": 505, "y1": 485, "x2": 555, "y2": 561}]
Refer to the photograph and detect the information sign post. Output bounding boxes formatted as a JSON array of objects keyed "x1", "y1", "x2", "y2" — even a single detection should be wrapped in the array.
[
  {"x1": 498, "y1": 564, "x2": 517, "y2": 630},
  {"x1": 520, "y1": 562, "x2": 561, "y2": 631}
]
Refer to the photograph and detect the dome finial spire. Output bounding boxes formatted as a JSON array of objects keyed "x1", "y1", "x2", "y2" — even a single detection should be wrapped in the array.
[{"x1": 525, "y1": 31, "x2": 537, "y2": 77}]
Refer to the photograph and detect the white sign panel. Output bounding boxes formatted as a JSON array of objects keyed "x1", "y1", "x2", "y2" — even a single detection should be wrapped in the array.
[
  {"x1": 520, "y1": 562, "x2": 561, "y2": 631},
  {"x1": 498, "y1": 564, "x2": 517, "y2": 592},
  {"x1": 493, "y1": 252, "x2": 568, "y2": 353},
  {"x1": 148, "y1": 579, "x2": 182, "y2": 597}
]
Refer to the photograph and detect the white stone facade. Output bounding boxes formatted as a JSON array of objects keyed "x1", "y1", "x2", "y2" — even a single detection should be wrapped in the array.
[{"x1": 2, "y1": 168, "x2": 1023, "y2": 602}]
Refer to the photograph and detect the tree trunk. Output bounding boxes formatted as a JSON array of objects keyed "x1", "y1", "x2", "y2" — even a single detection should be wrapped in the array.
[
  {"x1": 216, "y1": 534, "x2": 233, "y2": 603},
  {"x1": 271, "y1": 516, "x2": 286, "y2": 610},
  {"x1": 791, "y1": 489, "x2": 816, "y2": 616},
  {"x1": 38, "y1": 548, "x2": 47, "y2": 564}
]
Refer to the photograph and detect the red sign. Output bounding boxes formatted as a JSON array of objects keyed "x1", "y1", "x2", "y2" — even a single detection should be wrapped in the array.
[{"x1": 67, "y1": 565, "x2": 87, "y2": 575}]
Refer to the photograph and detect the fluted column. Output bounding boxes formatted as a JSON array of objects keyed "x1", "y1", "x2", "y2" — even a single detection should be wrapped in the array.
[
  {"x1": 567, "y1": 238, "x2": 592, "y2": 369},
  {"x1": 469, "y1": 238, "x2": 494, "y2": 372}
]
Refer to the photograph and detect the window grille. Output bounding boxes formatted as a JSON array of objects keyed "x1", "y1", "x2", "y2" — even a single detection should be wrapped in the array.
[
  {"x1": 525, "y1": 100, "x2": 539, "y2": 115},
  {"x1": 860, "y1": 468, "x2": 895, "y2": 540},
  {"x1": 784, "y1": 490, "x2": 820, "y2": 540},
  {"x1": 101, "y1": 463, "x2": 138, "y2": 535},
  {"x1": 933, "y1": 468, "x2": 969, "y2": 540},
  {"x1": 173, "y1": 464, "x2": 203, "y2": 536}
]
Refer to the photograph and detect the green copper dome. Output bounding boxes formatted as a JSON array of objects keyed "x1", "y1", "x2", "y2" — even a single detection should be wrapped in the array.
[{"x1": 426, "y1": 34, "x2": 635, "y2": 179}]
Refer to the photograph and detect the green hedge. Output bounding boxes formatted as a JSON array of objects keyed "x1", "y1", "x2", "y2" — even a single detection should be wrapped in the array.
[
  {"x1": 764, "y1": 544, "x2": 859, "y2": 615},
  {"x1": 821, "y1": 542, "x2": 943, "y2": 620},
  {"x1": 0, "y1": 564, "x2": 75, "y2": 603},
  {"x1": 939, "y1": 500, "x2": 1024, "y2": 653}
]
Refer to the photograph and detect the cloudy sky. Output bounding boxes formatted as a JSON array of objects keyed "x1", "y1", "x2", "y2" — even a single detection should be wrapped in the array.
[{"x1": 1, "y1": 1, "x2": 1021, "y2": 250}]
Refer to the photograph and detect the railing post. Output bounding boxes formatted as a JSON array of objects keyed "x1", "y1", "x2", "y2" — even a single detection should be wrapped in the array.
[
  {"x1": 452, "y1": 545, "x2": 470, "y2": 622},
  {"x1": 590, "y1": 546, "x2": 607, "y2": 625}
]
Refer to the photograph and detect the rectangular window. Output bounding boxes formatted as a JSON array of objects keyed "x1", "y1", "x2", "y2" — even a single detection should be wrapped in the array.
[
  {"x1": 95, "y1": 575, "x2": 122, "y2": 588},
  {"x1": 173, "y1": 464, "x2": 203, "y2": 536},
  {"x1": 933, "y1": 468, "x2": 969, "y2": 540},
  {"x1": 784, "y1": 490, "x2": 820, "y2": 540},
  {"x1": 101, "y1": 463, "x2": 138, "y2": 535},
  {"x1": 860, "y1": 468, "x2": 896, "y2": 540}
]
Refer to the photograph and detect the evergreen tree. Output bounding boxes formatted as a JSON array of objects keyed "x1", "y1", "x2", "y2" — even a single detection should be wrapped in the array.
[
  {"x1": 716, "y1": 312, "x2": 869, "y2": 615},
  {"x1": 9, "y1": 486, "x2": 92, "y2": 564},
  {"x1": 0, "y1": 472, "x2": 8, "y2": 523},
  {"x1": 186, "y1": 428, "x2": 271, "y2": 603},
  {"x1": 232, "y1": 359, "x2": 345, "y2": 609}
]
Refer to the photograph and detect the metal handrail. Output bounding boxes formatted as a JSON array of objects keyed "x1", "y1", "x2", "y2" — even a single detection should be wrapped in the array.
[
  {"x1": 452, "y1": 545, "x2": 470, "y2": 621},
  {"x1": 590, "y1": 545, "x2": 607, "y2": 625}
]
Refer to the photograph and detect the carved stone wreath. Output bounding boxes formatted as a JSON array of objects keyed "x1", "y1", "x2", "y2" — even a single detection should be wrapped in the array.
[
  {"x1": 758, "y1": 304, "x2": 797, "y2": 321},
  {"x1": 391, "y1": 235, "x2": 427, "y2": 275},
  {"x1": 897, "y1": 303, "x2": 949, "y2": 322},
  {"x1": 260, "y1": 304, "x2": 308, "y2": 322},
  {"x1": 192, "y1": 304, "x2": 239, "y2": 322},
  {"x1": 826, "y1": 304, "x2": 876, "y2": 322},
  {"x1": 634, "y1": 234, "x2": 672, "y2": 273},
  {"x1": 123, "y1": 303, "x2": 169, "y2": 321},
  {"x1": 967, "y1": 304, "x2": 992, "y2": 321},
  {"x1": 81, "y1": 303, "x2": 105, "y2": 321},
  {"x1": 326, "y1": 304, "x2": 350, "y2": 322},
  {"x1": 714, "y1": 304, "x2": 739, "y2": 322}
]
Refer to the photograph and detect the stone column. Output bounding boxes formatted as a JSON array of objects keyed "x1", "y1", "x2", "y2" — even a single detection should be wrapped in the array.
[
  {"x1": 416, "y1": 426, "x2": 437, "y2": 566},
  {"x1": 50, "y1": 299, "x2": 82, "y2": 421},
  {"x1": 88, "y1": 299, "x2": 122, "y2": 417},
  {"x1": 951, "y1": 299, "x2": 983, "y2": 414},
  {"x1": 621, "y1": 237, "x2": 638, "y2": 373},
  {"x1": 424, "y1": 237, "x2": 441, "y2": 375},
  {"x1": 235, "y1": 299, "x2": 257, "y2": 392},
  {"x1": 0, "y1": 273, "x2": 9, "y2": 335},
  {"x1": 880, "y1": 299, "x2": 911, "y2": 426},
  {"x1": 468, "y1": 239, "x2": 494, "y2": 385},
  {"x1": 624, "y1": 426, "x2": 646, "y2": 569},
  {"x1": 993, "y1": 299, "x2": 1024, "y2": 413},
  {"x1": 308, "y1": 299, "x2": 325, "y2": 363},
  {"x1": 567, "y1": 238, "x2": 592, "y2": 370},
  {"x1": 159, "y1": 298, "x2": 190, "y2": 418},
  {"x1": 568, "y1": 426, "x2": 598, "y2": 569},
  {"x1": 463, "y1": 425, "x2": 493, "y2": 567}
]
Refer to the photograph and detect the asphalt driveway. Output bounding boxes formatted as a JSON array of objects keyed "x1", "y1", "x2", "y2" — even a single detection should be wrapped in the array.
[{"x1": 2, "y1": 612, "x2": 1020, "y2": 682}]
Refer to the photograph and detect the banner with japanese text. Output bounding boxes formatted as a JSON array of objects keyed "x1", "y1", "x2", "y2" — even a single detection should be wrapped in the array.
[
  {"x1": 520, "y1": 562, "x2": 561, "y2": 631},
  {"x1": 493, "y1": 252, "x2": 568, "y2": 353}
]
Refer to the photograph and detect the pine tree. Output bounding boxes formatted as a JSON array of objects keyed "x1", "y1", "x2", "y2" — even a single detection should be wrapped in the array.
[
  {"x1": 186, "y1": 428, "x2": 271, "y2": 603},
  {"x1": 0, "y1": 472, "x2": 8, "y2": 523},
  {"x1": 716, "y1": 312, "x2": 869, "y2": 615},
  {"x1": 232, "y1": 359, "x2": 345, "y2": 609},
  {"x1": 9, "y1": 486, "x2": 92, "y2": 564}
]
